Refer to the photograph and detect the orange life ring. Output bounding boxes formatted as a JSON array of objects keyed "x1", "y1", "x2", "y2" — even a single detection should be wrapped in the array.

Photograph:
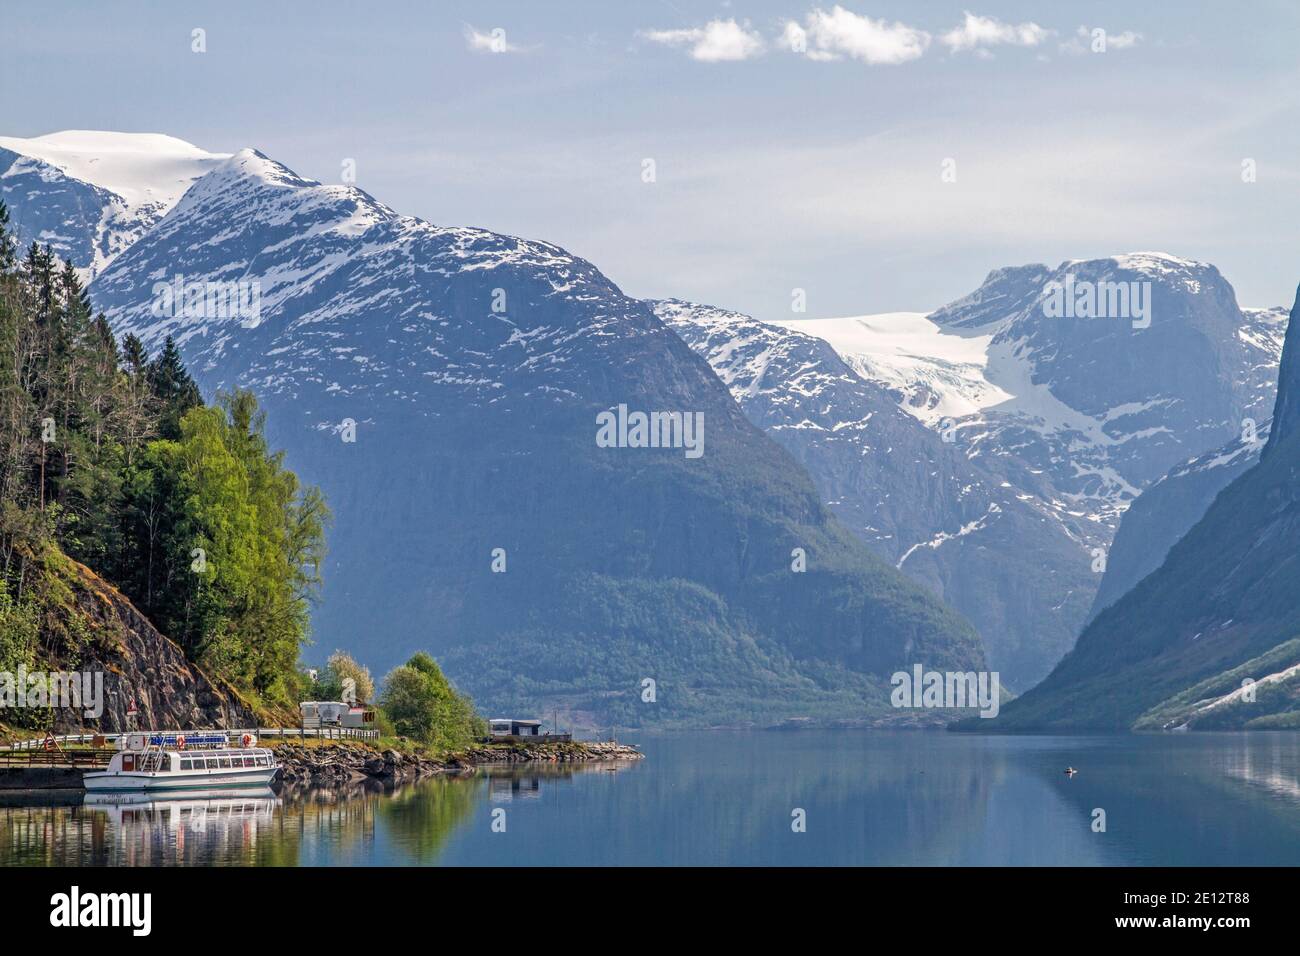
[
  {"x1": 43, "y1": 737, "x2": 56, "y2": 752},
  {"x1": 175, "y1": 735, "x2": 186, "y2": 750},
  {"x1": 241, "y1": 734, "x2": 253, "y2": 748}
]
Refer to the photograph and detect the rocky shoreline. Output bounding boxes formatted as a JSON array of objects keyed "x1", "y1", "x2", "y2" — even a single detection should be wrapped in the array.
[{"x1": 273, "y1": 740, "x2": 643, "y2": 785}]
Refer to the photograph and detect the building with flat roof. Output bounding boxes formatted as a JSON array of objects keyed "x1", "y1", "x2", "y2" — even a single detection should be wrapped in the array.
[{"x1": 489, "y1": 718, "x2": 543, "y2": 737}]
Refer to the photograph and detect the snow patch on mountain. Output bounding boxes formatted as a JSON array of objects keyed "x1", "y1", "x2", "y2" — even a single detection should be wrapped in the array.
[
  {"x1": 896, "y1": 502, "x2": 1003, "y2": 569},
  {"x1": 784, "y1": 254, "x2": 1286, "y2": 542},
  {"x1": 771, "y1": 312, "x2": 1008, "y2": 425}
]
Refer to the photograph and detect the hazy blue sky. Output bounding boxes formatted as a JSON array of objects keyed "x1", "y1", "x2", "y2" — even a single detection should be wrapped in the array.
[{"x1": 5, "y1": 1, "x2": 1299, "y2": 317}]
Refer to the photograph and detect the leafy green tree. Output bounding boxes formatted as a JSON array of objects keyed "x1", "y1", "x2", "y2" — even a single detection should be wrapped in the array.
[
  {"x1": 124, "y1": 392, "x2": 329, "y2": 701},
  {"x1": 379, "y1": 652, "x2": 483, "y2": 748},
  {"x1": 315, "y1": 650, "x2": 375, "y2": 703}
]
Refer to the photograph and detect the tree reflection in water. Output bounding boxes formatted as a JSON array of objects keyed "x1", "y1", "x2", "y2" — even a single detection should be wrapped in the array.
[{"x1": 0, "y1": 757, "x2": 640, "y2": 866}]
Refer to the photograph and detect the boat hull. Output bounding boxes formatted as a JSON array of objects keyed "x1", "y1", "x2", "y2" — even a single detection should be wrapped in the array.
[{"x1": 83, "y1": 767, "x2": 278, "y2": 792}]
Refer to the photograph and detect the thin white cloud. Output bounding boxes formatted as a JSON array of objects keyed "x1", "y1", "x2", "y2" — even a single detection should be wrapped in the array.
[
  {"x1": 464, "y1": 25, "x2": 523, "y2": 54},
  {"x1": 1060, "y1": 26, "x2": 1143, "y2": 55},
  {"x1": 639, "y1": 11, "x2": 1140, "y2": 68},
  {"x1": 782, "y1": 6, "x2": 930, "y2": 65},
  {"x1": 940, "y1": 12, "x2": 1051, "y2": 53},
  {"x1": 640, "y1": 18, "x2": 765, "y2": 62},
  {"x1": 1108, "y1": 31, "x2": 1142, "y2": 49}
]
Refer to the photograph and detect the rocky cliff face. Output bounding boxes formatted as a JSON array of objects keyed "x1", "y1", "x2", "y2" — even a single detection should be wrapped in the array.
[
  {"x1": 1088, "y1": 420, "x2": 1270, "y2": 622},
  {"x1": 1265, "y1": 285, "x2": 1300, "y2": 460},
  {"x1": 28, "y1": 551, "x2": 255, "y2": 734}
]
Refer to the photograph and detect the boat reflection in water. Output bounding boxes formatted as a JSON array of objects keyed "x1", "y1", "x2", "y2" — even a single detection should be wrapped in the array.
[
  {"x1": 78, "y1": 788, "x2": 281, "y2": 865},
  {"x1": 84, "y1": 788, "x2": 280, "y2": 822}
]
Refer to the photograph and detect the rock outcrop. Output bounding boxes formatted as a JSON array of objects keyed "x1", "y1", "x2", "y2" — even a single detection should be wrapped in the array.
[{"x1": 19, "y1": 550, "x2": 255, "y2": 734}]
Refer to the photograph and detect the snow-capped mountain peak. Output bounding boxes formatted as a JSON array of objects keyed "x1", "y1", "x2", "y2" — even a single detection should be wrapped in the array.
[
  {"x1": 168, "y1": 146, "x2": 395, "y2": 240},
  {"x1": 0, "y1": 130, "x2": 229, "y2": 208},
  {"x1": 1098, "y1": 251, "x2": 1214, "y2": 282},
  {"x1": 87, "y1": 146, "x2": 676, "y2": 429},
  {"x1": 795, "y1": 256, "x2": 1279, "y2": 527},
  {"x1": 0, "y1": 130, "x2": 230, "y2": 276}
]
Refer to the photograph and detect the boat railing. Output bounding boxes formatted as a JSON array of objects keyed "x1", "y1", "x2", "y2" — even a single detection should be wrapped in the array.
[
  {"x1": 0, "y1": 749, "x2": 114, "y2": 768},
  {"x1": 5, "y1": 726, "x2": 380, "y2": 751}
]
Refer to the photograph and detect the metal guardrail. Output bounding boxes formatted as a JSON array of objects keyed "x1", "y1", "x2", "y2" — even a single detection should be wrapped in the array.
[{"x1": 5, "y1": 726, "x2": 379, "y2": 751}]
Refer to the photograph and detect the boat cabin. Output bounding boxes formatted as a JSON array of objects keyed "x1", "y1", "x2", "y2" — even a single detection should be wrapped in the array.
[{"x1": 113, "y1": 749, "x2": 277, "y2": 773}]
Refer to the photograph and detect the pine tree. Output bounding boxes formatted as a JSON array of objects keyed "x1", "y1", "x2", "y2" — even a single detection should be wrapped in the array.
[
  {"x1": 147, "y1": 335, "x2": 201, "y2": 440},
  {"x1": 0, "y1": 201, "x2": 16, "y2": 274}
]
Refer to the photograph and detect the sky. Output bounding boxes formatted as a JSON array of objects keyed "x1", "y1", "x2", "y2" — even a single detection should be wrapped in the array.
[{"x1": 4, "y1": 1, "x2": 1300, "y2": 318}]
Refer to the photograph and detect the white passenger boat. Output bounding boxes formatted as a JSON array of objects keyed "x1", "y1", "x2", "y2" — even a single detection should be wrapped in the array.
[{"x1": 83, "y1": 732, "x2": 279, "y2": 792}]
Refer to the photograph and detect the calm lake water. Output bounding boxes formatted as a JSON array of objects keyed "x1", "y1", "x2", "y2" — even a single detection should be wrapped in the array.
[{"x1": 3, "y1": 731, "x2": 1299, "y2": 866}]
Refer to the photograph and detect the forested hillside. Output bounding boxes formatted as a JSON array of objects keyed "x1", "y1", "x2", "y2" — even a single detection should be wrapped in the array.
[{"x1": 0, "y1": 200, "x2": 328, "y2": 715}]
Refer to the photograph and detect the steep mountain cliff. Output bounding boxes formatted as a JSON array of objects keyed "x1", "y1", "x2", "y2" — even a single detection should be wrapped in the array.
[
  {"x1": 66, "y1": 142, "x2": 986, "y2": 728},
  {"x1": 1088, "y1": 420, "x2": 1269, "y2": 622},
  {"x1": 990, "y1": 286, "x2": 1300, "y2": 730}
]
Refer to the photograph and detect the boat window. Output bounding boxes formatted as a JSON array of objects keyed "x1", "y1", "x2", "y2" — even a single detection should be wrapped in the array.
[
  {"x1": 181, "y1": 760, "x2": 193, "y2": 770},
  {"x1": 205, "y1": 758, "x2": 219, "y2": 769},
  {"x1": 220, "y1": 757, "x2": 233, "y2": 768}
]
